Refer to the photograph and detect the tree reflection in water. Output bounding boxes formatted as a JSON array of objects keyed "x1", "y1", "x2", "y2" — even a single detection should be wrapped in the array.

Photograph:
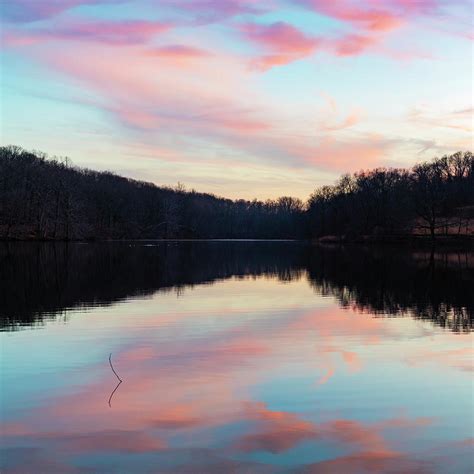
[{"x1": 1, "y1": 241, "x2": 472, "y2": 332}]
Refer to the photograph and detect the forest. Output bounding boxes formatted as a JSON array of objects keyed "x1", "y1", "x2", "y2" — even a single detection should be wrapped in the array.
[
  {"x1": 307, "y1": 150, "x2": 474, "y2": 242},
  {"x1": 0, "y1": 145, "x2": 473, "y2": 242}
]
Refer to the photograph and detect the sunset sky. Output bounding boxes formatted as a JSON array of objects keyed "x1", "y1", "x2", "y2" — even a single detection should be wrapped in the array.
[{"x1": 1, "y1": 0, "x2": 473, "y2": 199}]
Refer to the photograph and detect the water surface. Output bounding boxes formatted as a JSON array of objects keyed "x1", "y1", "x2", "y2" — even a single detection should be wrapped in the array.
[{"x1": 1, "y1": 242, "x2": 473, "y2": 473}]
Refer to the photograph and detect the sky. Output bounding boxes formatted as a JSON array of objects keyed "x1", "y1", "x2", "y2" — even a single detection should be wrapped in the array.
[{"x1": 1, "y1": 0, "x2": 473, "y2": 200}]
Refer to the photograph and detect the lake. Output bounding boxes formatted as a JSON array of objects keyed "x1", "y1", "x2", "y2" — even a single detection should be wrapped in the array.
[{"x1": 0, "y1": 241, "x2": 473, "y2": 473}]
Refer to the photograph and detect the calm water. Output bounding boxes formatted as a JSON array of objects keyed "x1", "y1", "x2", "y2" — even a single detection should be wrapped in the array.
[{"x1": 1, "y1": 241, "x2": 473, "y2": 473}]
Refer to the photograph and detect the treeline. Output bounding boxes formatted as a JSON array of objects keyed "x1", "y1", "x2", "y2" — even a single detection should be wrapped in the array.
[
  {"x1": 0, "y1": 146, "x2": 306, "y2": 240},
  {"x1": 308, "y1": 151, "x2": 474, "y2": 241},
  {"x1": 0, "y1": 146, "x2": 473, "y2": 241}
]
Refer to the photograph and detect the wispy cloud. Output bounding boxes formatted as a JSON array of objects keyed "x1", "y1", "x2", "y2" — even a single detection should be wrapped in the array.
[
  {"x1": 2, "y1": 19, "x2": 172, "y2": 46},
  {"x1": 241, "y1": 21, "x2": 321, "y2": 69},
  {"x1": 0, "y1": 0, "x2": 125, "y2": 23},
  {"x1": 145, "y1": 44, "x2": 211, "y2": 59},
  {"x1": 408, "y1": 106, "x2": 473, "y2": 133},
  {"x1": 299, "y1": 0, "x2": 409, "y2": 32}
]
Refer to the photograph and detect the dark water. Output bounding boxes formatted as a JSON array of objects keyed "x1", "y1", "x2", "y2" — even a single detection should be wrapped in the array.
[{"x1": 0, "y1": 241, "x2": 473, "y2": 473}]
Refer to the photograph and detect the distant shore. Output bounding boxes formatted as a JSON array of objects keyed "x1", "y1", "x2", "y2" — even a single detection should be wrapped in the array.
[
  {"x1": 1, "y1": 235, "x2": 473, "y2": 249},
  {"x1": 315, "y1": 234, "x2": 474, "y2": 247},
  {"x1": 2, "y1": 147, "x2": 473, "y2": 242}
]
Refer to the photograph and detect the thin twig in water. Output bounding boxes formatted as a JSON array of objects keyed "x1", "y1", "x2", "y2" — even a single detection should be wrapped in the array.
[
  {"x1": 109, "y1": 353, "x2": 122, "y2": 382},
  {"x1": 108, "y1": 353, "x2": 123, "y2": 408}
]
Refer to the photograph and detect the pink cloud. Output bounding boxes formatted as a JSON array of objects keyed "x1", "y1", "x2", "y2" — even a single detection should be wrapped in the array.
[
  {"x1": 150, "y1": 405, "x2": 202, "y2": 429},
  {"x1": 2, "y1": 20, "x2": 171, "y2": 46},
  {"x1": 319, "y1": 109, "x2": 362, "y2": 131},
  {"x1": 1, "y1": 0, "x2": 122, "y2": 23},
  {"x1": 300, "y1": 0, "x2": 449, "y2": 33},
  {"x1": 250, "y1": 53, "x2": 305, "y2": 70},
  {"x1": 235, "y1": 401, "x2": 433, "y2": 454},
  {"x1": 242, "y1": 21, "x2": 318, "y2": 53},
  {"x1": 301, "y1": 451, "x2": 430, "y2": 473},
  {"x1": 239, "y1": 15, "x2": 408, "y2": 69},
  {"x1": 340, "y1": 350, "x2": 362, "y2": 372},
  {"x1": 56, "y1": 429, "x2": 167, "y2": 453},
  {"x1": 241, "y1": 21, "x2": 321, "y2": 68},
  {"x1": 31, "y1": 41, "x2": 270, "y2": 139},
  {"x1": 236, "y1": 402, "x2": 318, "y2": 453},
  {"x1": 57, "y1": 20, "x2": 172, "y2": 44},
  {"x1": 158, "y1": 0, "x2": 268, "y2": 24},
  {"x1": 235, "y1": 427, "x2": 315, "y2": 453},
  {"x1": 275, "y1": 135, "x2": 389, "y2": 172},
  {"x1": 1, "y1": 31, "x2": 44, "y2": 47},
  {"x1": 332, "y1": 33, "x2": 379, "y2": 56},
  {"x1": 146, "y1": 45, "x2": 211, "y2": 59},
  {"x1": 316, "y1": 138, "x2": 388, "y2": 171},
  {"x1": 295, "y1": 0, "x2": 474, "y2": 60},
  {"x1": 323, "y1": 419, "x2": 391, "y2": 452},
  {"x1": 302, "y1": 0, "x2": 407, "y2": 32}
]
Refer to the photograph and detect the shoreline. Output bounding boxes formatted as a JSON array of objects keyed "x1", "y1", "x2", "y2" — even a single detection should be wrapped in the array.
[{"x1": 1, "y1": 235, "x2": 473, "y2": 249}]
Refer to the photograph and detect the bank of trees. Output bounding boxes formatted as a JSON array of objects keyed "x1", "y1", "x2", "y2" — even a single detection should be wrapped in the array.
[
  {"x1": 0, "y1": 146, "x2": 472, "y2": 241},
  {"x1": 308, "y1": 151, "x2": 474, "y2": 240},
  {"x1": 0, "y1": 146, "x2": 306, "y2": 240}
]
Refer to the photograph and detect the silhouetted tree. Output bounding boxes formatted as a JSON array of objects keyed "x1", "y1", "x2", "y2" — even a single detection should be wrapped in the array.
[
  {"x1": 1, "y1": 147, "x2": 472, "y2": 242},
  {"x1": 308, "y1": 152, "x2": 473, "y2": 242},
  {"x1": 0, "y1": 146, "x2": 307, "y2": 240}
]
